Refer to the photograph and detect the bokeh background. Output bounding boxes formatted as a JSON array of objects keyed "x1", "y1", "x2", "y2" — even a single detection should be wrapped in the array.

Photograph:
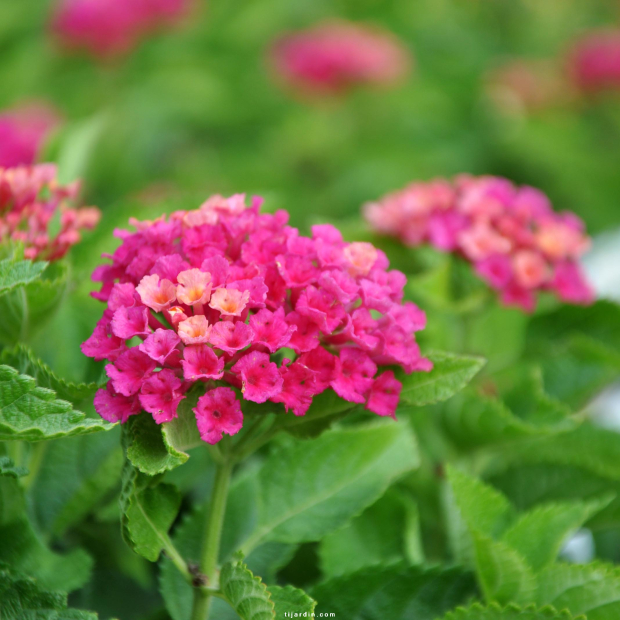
[{"x1": 2, "y1": 1, "x2": 620, "y2": 617}]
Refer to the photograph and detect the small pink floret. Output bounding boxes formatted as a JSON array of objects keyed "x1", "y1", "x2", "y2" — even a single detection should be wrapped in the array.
[{"x1": 194, "y1": 387, "x2": 243, "y2": 444}]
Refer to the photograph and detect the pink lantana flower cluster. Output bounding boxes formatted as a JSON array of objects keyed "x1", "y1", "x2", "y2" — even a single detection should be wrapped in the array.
[
  {"x1": 0, "y1": 103, "x2": 61, "y2": 168},
  {"x1": 0, "y1": 164, "x2": 101, "y2": 261},
  {"x1": 567, "y1": 29, "x2": 620, "y2": 95},
  {"x1": 83, "y1": 195, "x2": 431, "y2": 445},
  {"x1": 51, "y1": 0, "x2": 191, "y2": 59},
  {"x1": 364, "y1": 175, "x2": 594, "y2": 312},
  {"x1": 270, "y1": 20, "x2": 411, "y2": 96}
]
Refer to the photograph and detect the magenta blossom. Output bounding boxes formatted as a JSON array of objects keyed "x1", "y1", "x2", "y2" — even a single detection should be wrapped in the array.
[
  {"x1": 0, "y1": 164, "x2": 100, "y2": 261},
  {"x1": 567, "y1": 29, "x2": 620, "y2": 95},
  {"x1": 270, "y1": 20, "x2": 411, "y2": 96},
  {"x1": 84, "y1": 194, "x2": 431, "y2": 443},
  {"x1": 364, "y1": 175, "x2": 594, "y2": 312},
  {"x1": 51, "y1": 0, "x2": 192, "y2": 60},
  {"x1": 0, "y1": 103, "x2": 61, "y2": 168}
]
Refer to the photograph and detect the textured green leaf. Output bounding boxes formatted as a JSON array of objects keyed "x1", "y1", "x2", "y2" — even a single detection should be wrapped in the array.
[
  {"x1": 501, "y1": 496, "x2": 612, "y2": 571},
  {"x1": 125, "y1": 413, "x2": 188, "y2": 475},
  {"x1": 270, "y1": 585, "x2": 315, "y2": 618},
  {"x1": 120, "y1": 460, "x2": 181, "y2": 562},
  {"x1": 219, "y1": 557, "x2": 275, "y2": 620},
  {"x1": 0, "y1": 517, "x2": 93, "y2": 592},
  {"x1": 0, "y1": 256, "x2": 47, "y2": 295},
  {"x1": 0, "y1": 365, "x2": 110, "y2": 441},
  {"x1": 446, "y1": 466, "x2": 514, "y2": 564},
  {"x1": 0, "y1": 344, "x2": 100, "y2": 405},
  {"x1": 533, "y1": 562, "x2": 620, "y2": 619},
  {"x1": 397, "y1": 351, "x2": 485, "y2": 406},
  {"x1": 313, "y1": 564, "x2": 477, "y2": 620},
  {"x1": 240, "y1": 422, "x2": 419, "y2": 553},
  {"x1": 440, "y1": 602, "x2": 584, "y2": 620},
  {"x1": 29, "y1": 430, "x2": 123, "y2": 536},
  {"x1": 319, "y1": 488, "x2": 420, "y2": 577},
  {"x1": 0, "y1": 260, "x2": 69, "y2": 345},
  {"x1": 473, "y1": 532, "x2": 536, "y2": 605}
]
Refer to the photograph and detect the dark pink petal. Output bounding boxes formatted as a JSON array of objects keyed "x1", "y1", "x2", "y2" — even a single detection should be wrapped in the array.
[
  {"x1": 94, "y1": 383, "x2": 141, "y2": 424},
  {"x1": 295, "y1": 285, "x2": 345, "y2": 333},
  {"x1": 201, "y1": 254, "x2": 230, "y2": 288},
  {"x1": 330, "y1": 348, "x2": 376, "y2": 404},
  {"x1": 249, "y1": 307, "x2": 296, "y2": 352},
  {"x1": 181, "y1": 345, "x2": 225, "y2": 380},
  {"x1": 139, "y1": 369, "x2": 186, "y2": 424},
  {"x1": 231, "y1": 351, "x2": 283, "y2": 403},
  {"x1": 366, "y1": 371, "x2": 402, "y2": 418},
  {"x1": 194, "y1": 387, "x2": 243, "y2": 444},
  {"x1": 110, "y1": 306, "x2": 150, "y2": 340},
  {"x1": 298, "y1": 347, "x2": 338, "y2": 392},
  {"x1": 106, "y1": 349, "x2": 157, "y2": 396},
  {"x1": 139, "y1": 328, "x2": 181, "y2": 365},
  {"x1": 209, "y1": 320, "x2": 254, "y2": 354},
  {"x1": 272, "y1": 360, "x2": 317, "y2": 416},
  {"x1": 81, "y1": 324, "x2": 126, "y2": 361},
  {"x1": 150, "y1": 254, "x2": 190, "y2": 282},
  {"x1": 286, "y1": 311, "x2": 320, "y2": 353},
  {"x1": 108, "y1": 282, "x2": 137, "y2": 311}
]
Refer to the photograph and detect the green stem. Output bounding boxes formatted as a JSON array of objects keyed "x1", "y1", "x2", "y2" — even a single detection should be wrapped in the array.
[
  {"x1": 21, "y1": 442, "x2": 47, "y2": 491},
  {"x1": 190, "y1": 458, "x2": 233, "y2": 620}
]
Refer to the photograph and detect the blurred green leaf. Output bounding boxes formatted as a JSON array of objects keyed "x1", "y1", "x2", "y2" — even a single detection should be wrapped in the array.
[
  {"x1": 0, "y1": 256, "x2": 46, "y2": 296},
  {"x1": 0, "y1": 365, "x2": 110, "y2": 441},
  {"x1": 439, "y1": 603, "x2": 584, "y2": 620},
  {"x1": 313, "y1": 564, "x2": 477, "y2": 620},
  {"x1": 239, "y1": 422, "x2": 419, "y2": 553},
  {"x1": 397, "y1": 351, "x2": 486, "y2": 407}
]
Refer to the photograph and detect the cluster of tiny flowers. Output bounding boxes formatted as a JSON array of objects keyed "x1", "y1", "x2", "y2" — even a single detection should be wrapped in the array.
[
  {"x1": 364, "y1": 175, "x2": 594, "y2": 312},
  {"x1": 0, "y1": 164, "x2": 101, "y2": 261},
  {"x1": 0, "y1": 103, "x2": 61, "y2": 168},
  {"x1": 567, "y1": 29, "x2": 620, "y2": 95},
  {"x1": 51, "y1": 0, "x2": 191, "y2": 59},
  {"x1": 83, "y1": 195, "x2": 431, "y2": 444},
  {"x1": 270, "y1": 20, "x2": 411, "y2": 96}
]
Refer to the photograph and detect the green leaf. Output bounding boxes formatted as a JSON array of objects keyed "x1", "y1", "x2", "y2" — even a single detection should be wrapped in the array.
[
  {"x1": 125, "y1": 413, "x2": 188, "y2": 475},
  {"x1": 0, "y1": 260, "x2": 70, "y2": 345},
  {"x1": 0, "y1": 562, "x2": 97, "y2": 620},
  {"x1": 219, "y1": 557, "x2": 275, "y2": 620},
  {"x1": 312, "y1": 564, "x2": 477, "y2": 620},
  {"x1": 0, "y1": 517, "x2": 93, "y2": 592},
  {"x1": 397, "y1": 351, "x2": 485, "y2": 407},
  {"x1": 439, "y1": 602, "x2": 584, "y2": 620},
  {"x1": 501, "y1": 496, "x2": 613, "y2": 571},
  {"x1": 0, "y1": 365, "x2": 110, "y2": 441},
  {"x1": 445, "y1": 466, "x2": 514, "y2": 564},
  {"x1": 0, "y1": 256, "x2": 47, "y2": 295},
  {"x1": 239, "y1": 422, "x2": 419, "y2": 553},
  {"x1": 533, "y1": 562, "x2": 620, "y2": 619},
  {"x1": 270, "y1": 585, "x2": 315, "y2": 618},
  {"x1": 126, "y1": 385, "x2": 205, "y2": 475},
  {"x1": 29, "y1": 430, "x2": 123, "y2": 537},
  {"x1": 473, "y1": 532, "x2": 536, "y2": 605},
  {"x1": 0, "y1": 344, "x2": 100, "y2": 405},
  {"x1": 319, "y1": 488, "x2": 420, "y2": 577},
  {"x1": 120, "y1": 460, "x2": 181, "y2": 562}
]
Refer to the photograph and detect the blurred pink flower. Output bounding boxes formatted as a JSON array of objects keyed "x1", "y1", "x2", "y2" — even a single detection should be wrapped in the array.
[
  {"x1": 0, "y1": 103, "x2": 61, "y2": 168},
  {"x1": 567, "y1": 29, "x2": 620, "y2": 94},
  {"x1": 0, "y1": 164, "x2": 100, "y2": 261},
  {"x1": 51, "y1": 0, "x2": 192, "y2": 59},
  {"x1": 364, "y1": 175, "x2": 594, "y2": 313},
  {"x1": 270, "y1": 20, "x2": 411, "y2": 96}
]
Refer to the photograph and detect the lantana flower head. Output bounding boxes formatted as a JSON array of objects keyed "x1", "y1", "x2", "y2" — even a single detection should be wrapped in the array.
[
  {"x1": 0, "y1": 103, "x2": 61, "y2": 168},
  {"x1": 51, "y1": 0, "x2": 192, "y2": 60},
  {"x1": 0, "y1": 164, "x2": 101, "y2": 261},
  {"x1": 269, "y1": 20, "x2": 411, "y2": 96},
  {"x1": 84, "y1": 194, "x2": 431, "y2": 444},
  {"x1": 364, "y1": 175, "x2": 594, "y2": 312},
  {"x1": 566, "y1": 29, "x2": 620, "y2": 95}
]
